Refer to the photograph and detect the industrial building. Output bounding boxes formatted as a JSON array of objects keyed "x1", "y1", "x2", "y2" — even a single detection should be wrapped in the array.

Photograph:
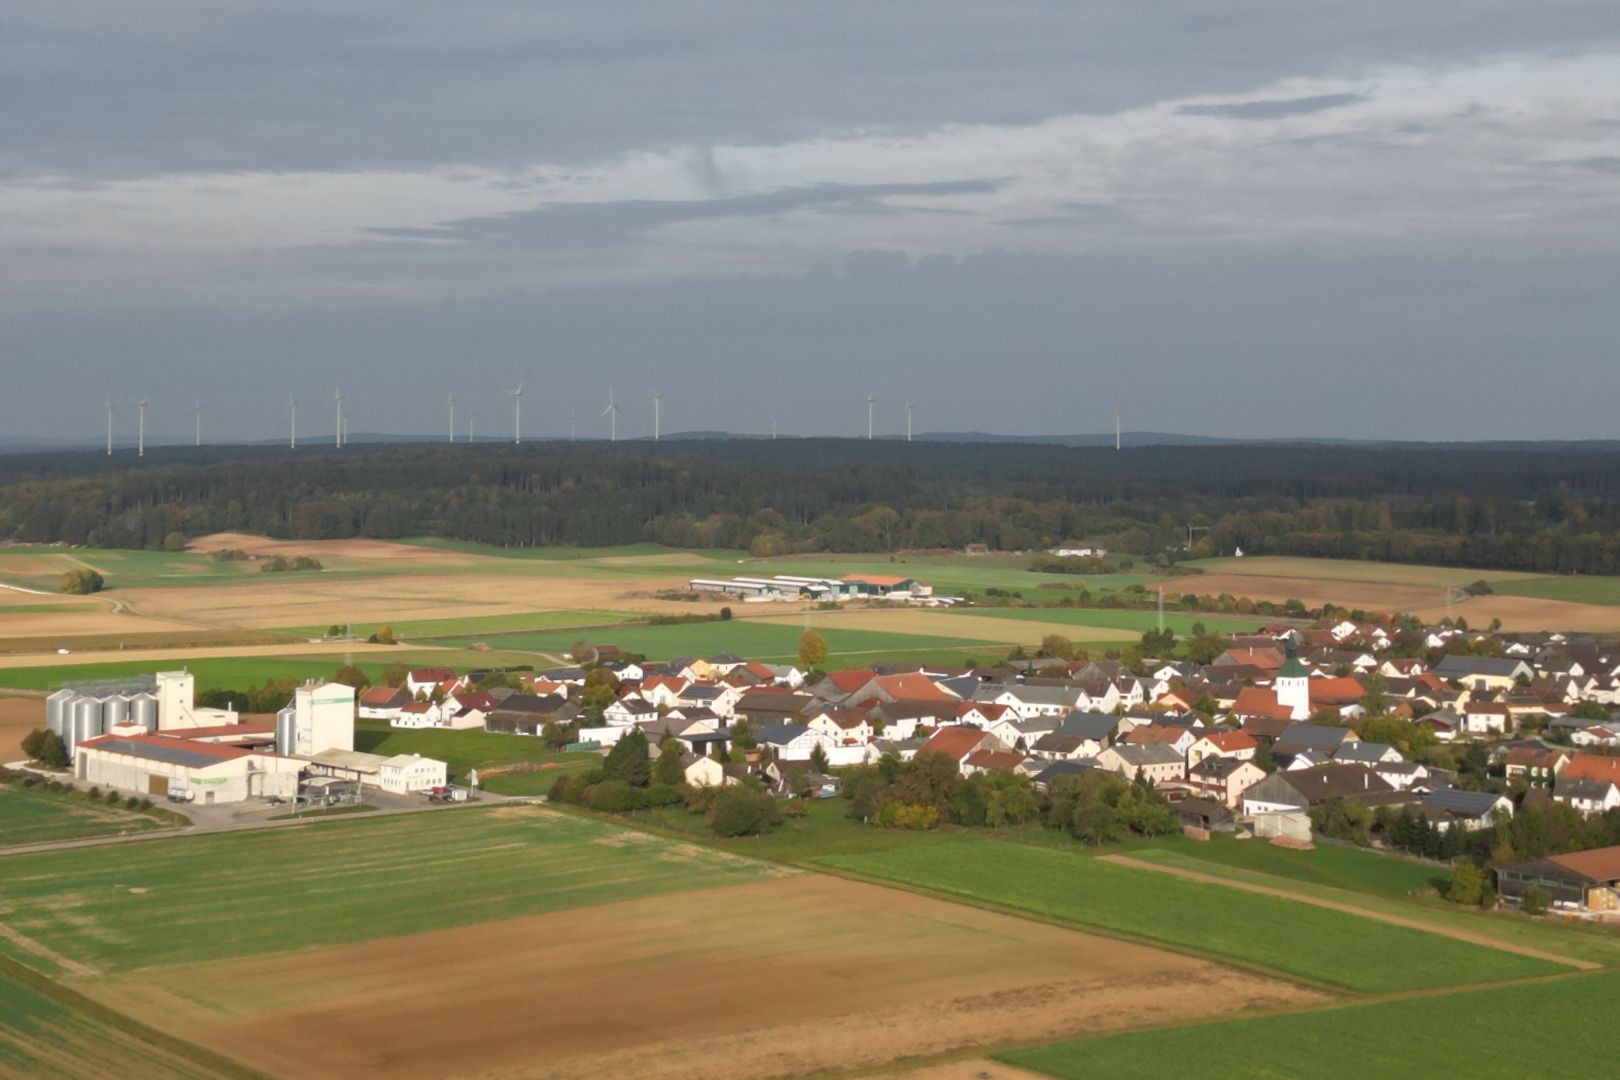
[
  {"x1": 75, "y1": 732, "x2": 302, "y2": 803},
  {"x1": 302, "y1": 748, "x2": 448, "y2": 794}
]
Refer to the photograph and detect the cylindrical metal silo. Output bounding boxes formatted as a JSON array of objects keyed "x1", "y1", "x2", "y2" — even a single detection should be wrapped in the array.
[
  {"x1": 69, "y1": 698, "x2": 101, "y2": 753},
  {"x1": 102, "y1": 694, "x2": 129, "y2": 729},
  {"x1": 46, "y1": 690, "x2": 73, "y2": 738},
  {"x1": 275, "y1": 707, "x2": 296, "y2": 756},
  {"x1": 131, "y1": 694, "x2": 158, "y2": 731}
]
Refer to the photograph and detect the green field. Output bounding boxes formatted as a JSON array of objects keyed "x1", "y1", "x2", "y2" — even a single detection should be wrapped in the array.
[
  {"x1": 0, "y1": 805, "x2": 770, "y2": 975},
  {"x1": 820, "y1": 840, "x2": 1559, "y2": 992},
  {"x1": 0, "y1": 649, "x2": 536, "y2": 694},
  {"x1": 0, "y1": 547, "x2": 260, "y2": 591},
  {"x1": 946, "y1": 606, "x2": 1265, "y2": 636},
  {"x1": 423, "y1": 619, "x2": 999, "y2": 662},
  {"x1": 353, "y1": 721, "x2": 599, "y2": 785},
  {"x1": 0, "y1": 962, "x2": 243, "y2": 1079},
  {"x1": 1126, "y1": 846, "x2": 1620, "y2": 968},
  {"x1": 1002, "y1": 969, "x2": 1612, "y2": 1080},
  {"x1": 1495, "y1": 575, "x2": 1620, "y2": 606},
  {"x1": 0, "y1": 784, "x2": 176, "y2": 847}
]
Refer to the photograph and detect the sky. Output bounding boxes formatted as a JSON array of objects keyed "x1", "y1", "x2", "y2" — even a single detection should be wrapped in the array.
[{"x1": 3, "y1": 2, "x2": 1619, "y2": 444}]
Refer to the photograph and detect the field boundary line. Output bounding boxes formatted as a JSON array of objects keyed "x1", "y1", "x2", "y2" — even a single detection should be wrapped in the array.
[
  {"x1": 0, "y1": 953, "x2": 274, "y2": 1080},
  {"x1": 0, "y1": 919, "x2": 99, "y2": 977},
  {"x1": 1100, "y1": 853, "x2": 1599, "y2": 971}
]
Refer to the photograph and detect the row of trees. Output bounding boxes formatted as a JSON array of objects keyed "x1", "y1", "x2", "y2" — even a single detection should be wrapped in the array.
[
  {"x1": 7, "y1": 441, "x2": 1620, "y2": 573},
  {"x1": 840, "y1": 753, "x2": 1177, "y2": 842}
]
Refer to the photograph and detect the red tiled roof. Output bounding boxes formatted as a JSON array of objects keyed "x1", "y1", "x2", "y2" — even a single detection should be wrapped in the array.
[
  {"x1": 1123, "y1": 726, "x2": 1188, "y2": 746},
  {"x1": 1564, "y1": 755, "x2": 1620, "y2": 783},
  {"x1": 1309, "y1": 676, "x2": 1366, "y2": 705},
  {"x1": 843, "y1": 574, "x2": 909, "y2": 587},
  {"x1": 873, "y1": 672, "x2": 954, "y2": 701},
  {"x1": 360, "y1": 687, "x2": 404, "y2": 706},
  {"x1": 1232, "y1": 686, "x2": 1292, "y2": 721},
  {"x1": 409, "y1": 668, "x2": 456, "y2": 681},
  {"x1": 1548, "y1": 845, "x2": 1620, "y2": 883},
  {"x1": 1199, "y1": 730, "x2": 1258, "y2": 753},
  {"x1": 920, "y1": 727, "x2": 989, "y2": 760},
  {"x1": 824, "y1": 669, "x2": 876, "y2": 692},
  {"x1": 963, "y1": 748, "x2": 1025, "y2": 772}
]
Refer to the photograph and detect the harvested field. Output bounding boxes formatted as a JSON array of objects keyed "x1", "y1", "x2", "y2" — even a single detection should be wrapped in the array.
[
  {"x1": 0, "y1": 697, "x2": 39, "y2": 761},
  {"x1": 1188, "y1": 557, "x2": 1537, "y2": 586},
  {"x1": 1160, "y1": 571, "x2": 1456, "y2": 616},
  {"x1": 1409, "y1": 595, "x2": 1620, "y2": 633},
  {"x1": 0, "y1": 640, "x2": 405, "y2": 673},
  {"x1": 187, "y1": 532, "x2": 477, "y2": 565},
  {"x1": 90, "y1": 875, "x2": 1319, "y2": 1080}
]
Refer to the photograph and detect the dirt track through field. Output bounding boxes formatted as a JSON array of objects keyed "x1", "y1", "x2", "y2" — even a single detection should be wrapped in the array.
[
  {"x1": 1099, "y1": 855, "x2": 1598, "y2": 971},
  {"x1": 89, "y1": 874, "x2": 1321, "y2": 1080}
]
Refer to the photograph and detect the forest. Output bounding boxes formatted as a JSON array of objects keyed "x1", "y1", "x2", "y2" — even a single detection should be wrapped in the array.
[{"x1": 2, "y1": 439, "x2": 1619, "y2": 574}]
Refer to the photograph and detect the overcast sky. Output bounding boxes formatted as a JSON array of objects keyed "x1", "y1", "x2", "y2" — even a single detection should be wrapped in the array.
[{"x1": 4, "y1": 2, "x2": 1619, "y2": 444}]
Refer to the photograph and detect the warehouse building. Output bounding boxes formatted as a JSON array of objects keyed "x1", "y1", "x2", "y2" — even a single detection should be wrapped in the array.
[
  {"x1": 301, "y1": 747, "x2": 448, "y2": 794},
  {"x1": 75, "y1": 732, "x2": 302, "y2": 803}
]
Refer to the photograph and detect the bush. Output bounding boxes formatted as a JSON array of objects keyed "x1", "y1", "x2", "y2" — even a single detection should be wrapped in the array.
[
  {"x1": 1446, "y1": 863, "x2": 1486, "y2": 907},
  {"x1": 211, "y1": 548, "x2": 249, "y2": 562},
  {"x1": 59, "y1": 568, "x2": 105, "y2": 594},
  {"x1": 139, "y1": 797, "x2": 153, "y2": 811},
  {"x1": 644, "y1": 783, "x2": 684, "y2": 808},
  {"x1": 587, "y1": 780, "x2": 636, "y2": 813},
  {"x1": 368, "y1": 625, "x2": 396, "y2": 645},
  {"x1": 709, "y1": 786, "x2": 782, "y2": 837},
  {"x1": 719, "y1": 606, "x2": 733, "y2": 621},
  {"x1": 875, "y1": 801, "x2": 940, "y2": 830},
  {"x1": 87, "y1": 786, "x2": 101, "y2": 801},
  {"x1": 104, "y1": 789, "x2": 121, "y2": 805},
  {"x1": 1521, "y1": 884, "x2": 1551, "y2": 916},
  {"x1": 547, "y1": 773, "x2": 575, "y2": 803}
]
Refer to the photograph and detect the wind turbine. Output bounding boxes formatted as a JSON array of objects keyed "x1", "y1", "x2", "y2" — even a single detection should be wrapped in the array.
[
  {"x1": 510, "y1": 385, "x2": 523, "y2": 445},
  {"x1": 334, "y1": 388, "x2": 344, "y2": 448},
  {"x1": 603, "y1": 387, "x2": 621, "y2": 442},
  {"x1": 135, "y1": 398, "x2": 148, "y2": 458},
  {"x1": 466, "y1": 409, "x2": 474, "y2": 443},
  {"x1": 1113, "y1": 405, "x2": 1122, "y2": 451},
  {"x1": 906, "y1": 399, "x2": 913, "y2": 443},
  {"x1": 570, "y1": 408, "x2": 577, "y2": 442},
  {"x1": 447, "y1": 392, "x2": 456, "y2": 444},
  {"x1": 771, "y1": 412, "x2": 777, "y2": 441},
  {"x1": 194, "y1": 401, "x2": 202, "y2": 447},
  {"x1": 341, "y1": 408, "x2": 350, "y2": 446},
  {"x1": 289, "y1": 393, "x2": 298, "y2": 450},
  {"x1": 866, "y1": 393, "x2": 875, "y2": 441},
  {"x1": 652, "y1": 391, "x2": 663, "y2": 442},
  {"x1": 105, "y1": 400, "x2": 113, "y2": 455}
]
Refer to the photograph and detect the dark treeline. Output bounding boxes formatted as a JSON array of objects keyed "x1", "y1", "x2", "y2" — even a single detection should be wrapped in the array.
[{"x1": 3, "y1": 440, "x2": 1620, "y2": 573}]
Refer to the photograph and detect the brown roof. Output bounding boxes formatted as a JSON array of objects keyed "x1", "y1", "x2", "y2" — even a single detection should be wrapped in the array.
[
  {"x1": 1232, "y1": 686, "x2": 1292, "y2": 721},
  {"x1": 1548, "y1": 846, "x2": 1620, "y2": 883},
  {"x1": 963, "y1": 748, "x2": 1025, "y2": 773},
  {"x1": 1309, "y1": 676, "x2": 1367, "y2": 706},
  {"x1": 1122, "y1": 726, "x2": 1189, "y2": 746},
  {"x1": 872, "y1": 672, "x2": 955, "y2": 701},
  {"x1": 920, "y1": 727, "x2": 993, "y2": 761},
  {"x1": 823, "y1": 669, "x2": 877, "y2": 693},
  {"x1": 1564, "y1": 754, "x2": 1620, "y2": 783}
]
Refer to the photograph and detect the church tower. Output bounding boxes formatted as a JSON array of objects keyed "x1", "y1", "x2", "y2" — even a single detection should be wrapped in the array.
[{"x1": 1275, "y1": 641, "x2": 1310, "y2": 720}]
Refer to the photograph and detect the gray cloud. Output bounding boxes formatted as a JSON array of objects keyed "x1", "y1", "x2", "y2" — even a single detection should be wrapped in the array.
[{"x1": 1178, "y1": 92, "x2": 1365, "y2": 119}]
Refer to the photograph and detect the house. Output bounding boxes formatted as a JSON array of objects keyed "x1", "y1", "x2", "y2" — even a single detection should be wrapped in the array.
[
  {"x1": 1094, "y1": 743, "x2": 1184, "y2": 785},
  {"x1": 734, "y1": 690, "x2": 815, "y2": 726},
  {"x1": 1284, "y1": 764, "x2": 1394, "y2": 805},
  {"x1": 1185, "y1": 757, "x2": 1267, "y2": 809},
  {"x1": 684, "y1": 755, "x2": 749, "y2": 789},
  {"x1": 1176, "y1": 796, "x2": 1237, "y2": 833},
  {"x1": 1331, "y1": 741, "x2": 1403, "y2": 767},
  {"x1": 1415, "y1": 708, "x2": 1464, "y2": 742},
  {"x1": 1553, "y1": 775, "x2": 1620, "y2": 815},
  {"x1": 390, "y1": 701, "x2": 443, "y2": 728},
  {"x1": 1421, "y1": 788, "x2": 1513, "y2": 831},
  {"x1": 1503, "y1": 746, "x2": 1571, "y2": 787},
  {"x1": 1186, "y1": 730, "x2": 1257, "y2": 769},
  {"x1": 603, "y1": 697, "x2": 659, "y2": 727},
  {"x1": 753, "y1": 723, "x2": 831, "y2": 763},
  {"x1": 485, "y1": 694, "x2": 577, "y2": 736},
  {"x1": 405, "y1": 668, "x2": 458, "y2": 698},
  {"x1": 1497, "y1": 846, "x2": 1620, "y2": 913},
  {"x1": 918, "y1": 727, "x2": 1010, "y2": 769},
  {"x1": 1030, "y1": 732, "x2": 1100, "y2": 761},
  {"x1": 1433, "y1": 656, "x2": 1534, "y2": 691},
  {"x1": 806, "y1": 668, "x2": 877, "y2": 701},
  {"x1": 806, "y1": 707, "x2": 873, "y2": 746},
  {"x1": 1030, "y1": 760, "x2": 1099, "y2": 790},
  {"x1": 1120, "y1": 724, "x2": 1196, "y2": 757},
  {"x1": 962, "y1": 748, "x2": 1028, "y2": 776},
  {"x1": 357, "y1": 686, "x2": 410, "y2": 721},
  {"x1": 1229, "y1": 686, "x2": 1294, "y2": 725},
  {"x1": 638, "y1": 675, "x2": 690, "y2": 709},
  {"x1": 985, "y1": 714, "x2": 1060, "y2": 751},
  {"x1": 1462, "y1": 700, "x2": 1512, "y2": 736},
  {"x1": 1272, "y1": 722, "x2": 1358, "y2": 760},
  {"x1": 980, "y1": 685, "x2": 1082, "y2": 719}
]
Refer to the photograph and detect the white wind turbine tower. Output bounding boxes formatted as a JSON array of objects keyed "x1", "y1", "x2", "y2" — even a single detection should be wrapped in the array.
[
  {"x1": 447, "y1": 393, "x2": 456, "y2": 443},
  {"x1": 866, "y1": 393, "x2": 876, "y2": 441},
  {"x1": 603, "y1": 387, "x2": 621, "y2": 442},
  {"x1": 510, "y1": 385, "x2": 523, "y2": 445},
  {"x1": 105, "y1": 400, "x2": 113, "y2": 455},
  {"x1": 652, "y1": 391, "x2": 663, "y2": 442},
  {"x1": 289, "y1": 393, "x2": 298, "y2": 449},
  {"x1": 906, "y1": 399, "x2": 913, "y2": 443},
  {"x1": 771, "y1": 412, "x2": 777, "y2": 440},
  {"x1": 194, "y1": 401, "x2": 202, "y2": 447},
  {"x1": 466, "y1": 409, "x2": 474, "y2": 443},
  {"x1": 570, "y1": 408, "x2": 577, "y2": 442},
  {"x1": 334, "y1": 388, "x2": 344, "y2": 448},
  {"x1": 135, "y1": 398, "x2": 148, "y2": 457},
  {"x1": 1113, "y1": 405, "x2": 1122, "y2": 451}
]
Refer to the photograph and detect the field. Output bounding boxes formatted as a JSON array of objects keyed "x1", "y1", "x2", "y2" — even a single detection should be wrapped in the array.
[
  {"x1": 0, "y1": 803, "x2": 1315, "y2": 1080},
  {"x1": 935, "y1": 605, "x2": 1266, "y2": 636},
  {"x1": 1496, "y1": 575, "x2": 1620, "y2": 606},
  {"x1": 0, "y1": 805, "x2": 773, "y2": 974},
  {"x1": 0, "y1": 783, "x2": 174, "y2": 847},
  {"x1": 0, "y1": 963, "x2": 246, "y2": 1080},
  {"x1": 0, "y1": 698, "x2": 38, "y2": 761},
  {"x1": 821, "y1": 840, "x2": 1563, "y2": 992},
  {"x1": 1001, "y1": 969, "x2": 1616, "y2": 1080}
]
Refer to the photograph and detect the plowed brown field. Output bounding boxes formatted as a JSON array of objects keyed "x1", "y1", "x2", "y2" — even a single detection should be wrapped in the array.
[{"x1": 89, "y1": 875, "x2": 1319, "y2": 1080}]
